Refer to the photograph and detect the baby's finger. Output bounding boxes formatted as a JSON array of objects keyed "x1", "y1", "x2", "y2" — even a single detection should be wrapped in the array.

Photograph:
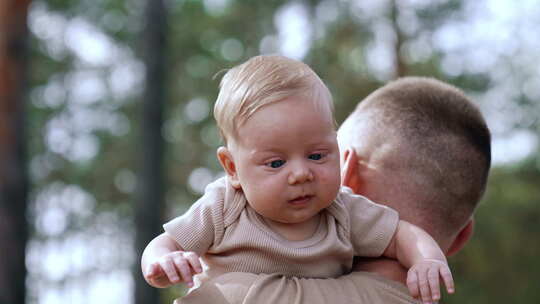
[
  {"x1": 145, "y1": 263, "x2": 159, "y2": 278},
  {"x1": 428, "y1": 267, "x2": 441, "y2": 301},
  {"x1": 174, "y1": 256, "x2": 194, "y2": 287},
  {"x1": 417, "y1": 269, "x2": 432, "y2": 304},
  {"x1": 440, "y1": 265, "x2": 455, "y2": 294},
  {"x1": 184, "y1": 252, "x2": 203, "y2": 273},
  {"x1": 161, "y1": 258, "x2": 180, "y2": 283},
  {"x1": 406, "y1": 270, "x2": 420, "y2": 299}
]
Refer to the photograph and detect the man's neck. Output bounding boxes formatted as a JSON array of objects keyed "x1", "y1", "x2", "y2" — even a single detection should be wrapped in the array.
[{"x1": 352, "y1": 257, "x2": 408, "y2": 285}]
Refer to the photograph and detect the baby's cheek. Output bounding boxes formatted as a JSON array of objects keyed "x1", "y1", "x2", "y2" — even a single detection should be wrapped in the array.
[
  {"x1": 246, "y1": 182, "x2": 274, "y2": 203},
  {"x1": 317, "y1": 173, "x2": 339, "y2": 197},
  {"x1": 321, "y1": 165, "x2": 340, "y2": 182}
]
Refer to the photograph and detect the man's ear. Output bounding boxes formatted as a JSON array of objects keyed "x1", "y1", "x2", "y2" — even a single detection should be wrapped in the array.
[
  {"x1": 217, "y1": 146, "x2": 241, "y2": 189},
  {"x1": 446, "y1": 218, "x2": 474, "y2": 257},
  {"x1": 341, "y1": 148, "x2": 361, "y2": 193}
]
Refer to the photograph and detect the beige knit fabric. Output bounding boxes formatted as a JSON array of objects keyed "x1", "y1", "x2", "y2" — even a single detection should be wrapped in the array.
[
  {"x1": 164, "y1": 177, "x2": 398, "y2": 289},
  {"x1": 176, "y1": 271, "x2": 420, "y2": 304}
]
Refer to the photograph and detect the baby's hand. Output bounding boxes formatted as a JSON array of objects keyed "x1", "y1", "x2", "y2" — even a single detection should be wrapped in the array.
[
  {"x1": 406, "y1": 259, "x2": 454, "y2": 304},
  {"x1": 145, "y1": 251, "x2": 203, "y2": 288}
]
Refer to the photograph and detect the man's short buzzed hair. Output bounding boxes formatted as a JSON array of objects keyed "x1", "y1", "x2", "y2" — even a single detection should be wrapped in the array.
[{"x1": 341, "y1": 77, "x2": 491, "y2": 238}]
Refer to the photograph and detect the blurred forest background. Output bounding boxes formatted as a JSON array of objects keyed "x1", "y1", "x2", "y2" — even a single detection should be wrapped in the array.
[{"x1": 1, "y1": 0, "x2": 539, "y2": 303}]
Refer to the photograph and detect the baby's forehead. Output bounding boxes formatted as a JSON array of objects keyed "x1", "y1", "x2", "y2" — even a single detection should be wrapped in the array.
[
  {"x1": 236, "y1": 101, "x2": 334, "y2": 140},
  {"x1": 242, "y1": 89, "x2": 332, "y2": 117},
  {"x1": 221, "y1": 81, "x2": 334, "y2": 145}
]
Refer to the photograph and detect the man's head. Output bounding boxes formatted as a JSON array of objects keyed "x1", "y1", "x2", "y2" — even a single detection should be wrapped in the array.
[
  {"x1": 214, "y1": 55, "x2": 334, "y2": 145},
  {"x1": 338, "y1": 77, "x2": 491, "y2": 255}
]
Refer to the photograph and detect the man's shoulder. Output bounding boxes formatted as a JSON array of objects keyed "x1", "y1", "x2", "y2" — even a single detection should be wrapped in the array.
[{"x1": 341, "y1": 271, "x2": 420, "y2": 303}]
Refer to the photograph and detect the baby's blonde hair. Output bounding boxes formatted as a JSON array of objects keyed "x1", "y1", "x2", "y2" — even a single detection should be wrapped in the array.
[{"x1": 214, "y1": 55, "x2": 333, "y2": 144}]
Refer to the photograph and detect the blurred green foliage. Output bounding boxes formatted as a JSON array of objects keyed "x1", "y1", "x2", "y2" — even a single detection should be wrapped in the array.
[
  {"x1": 452, "y1": 157, "x2": 540, "y2": 303},
  {"x1": 26, "y1": 0, "x2": 539, "y2": 303}
]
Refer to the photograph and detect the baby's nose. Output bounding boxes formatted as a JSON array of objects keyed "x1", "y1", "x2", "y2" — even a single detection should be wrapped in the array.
[{"x1": 288, "y1": 165, "x2": 314, "y2": 185}]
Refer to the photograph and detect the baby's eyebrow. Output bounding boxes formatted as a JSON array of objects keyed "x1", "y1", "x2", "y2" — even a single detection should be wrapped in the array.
[
  {"x1": 248, "y1": 149, "x2": 278, "y2": 159},
  {"x1": 306, "y1": 142, "x2": 333, "y2": 149},
  {"x1": 250, "y1": 145, "x2": 283, "y2": 153}
]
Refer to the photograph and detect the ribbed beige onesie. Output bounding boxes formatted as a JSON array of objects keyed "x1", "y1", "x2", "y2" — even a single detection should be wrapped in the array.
[{"x1": 164, "y1": 177, "x2": 398, "y2": 289}]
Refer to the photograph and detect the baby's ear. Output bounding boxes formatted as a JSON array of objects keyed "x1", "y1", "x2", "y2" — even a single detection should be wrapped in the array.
[{"x1": 216, "y1": 146, "x2": 241, "y2": 189}]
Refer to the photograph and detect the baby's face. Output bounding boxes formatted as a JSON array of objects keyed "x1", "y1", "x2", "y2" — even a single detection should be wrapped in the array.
[{"x1": 230, "y1": 94, "x2": 341, "y2": 225}]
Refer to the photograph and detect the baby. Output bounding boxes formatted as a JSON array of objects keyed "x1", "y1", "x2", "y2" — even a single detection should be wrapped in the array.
[{"x1": 141, "y1": 55, "x2": 454, "y2": 303}]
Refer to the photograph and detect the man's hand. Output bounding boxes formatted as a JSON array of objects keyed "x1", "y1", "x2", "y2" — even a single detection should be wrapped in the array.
[
  {"x1": 406, "y1": 259, "x2": 454, "y2": 304},
  {"x1": 144, "y1": 251, "x2": 203, "y2": 288}
]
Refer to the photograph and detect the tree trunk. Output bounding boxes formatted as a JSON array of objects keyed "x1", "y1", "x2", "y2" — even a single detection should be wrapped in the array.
[
  {"x1": 390, "y1": 0, "x2": 407, "y2": 78},
  {"x1": 0, "y1": 0, "x2": 31, "y2": 303},
  {"x1": 134, "y1": 0, "x2": 168, "y2": 303}
]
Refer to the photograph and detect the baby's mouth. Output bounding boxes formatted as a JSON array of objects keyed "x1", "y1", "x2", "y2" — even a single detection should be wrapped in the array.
[{"x1": 288, "y1": 195, "x2": 313, "y2": 205}]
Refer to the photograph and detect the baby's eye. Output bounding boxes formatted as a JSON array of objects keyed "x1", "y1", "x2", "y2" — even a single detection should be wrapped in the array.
[
  {"x1": 267, "y1": 160, "x2": 286, "y2": 168},
  {"x1": 308, "y1": 153, "x2": 324, "y2": 161}
]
